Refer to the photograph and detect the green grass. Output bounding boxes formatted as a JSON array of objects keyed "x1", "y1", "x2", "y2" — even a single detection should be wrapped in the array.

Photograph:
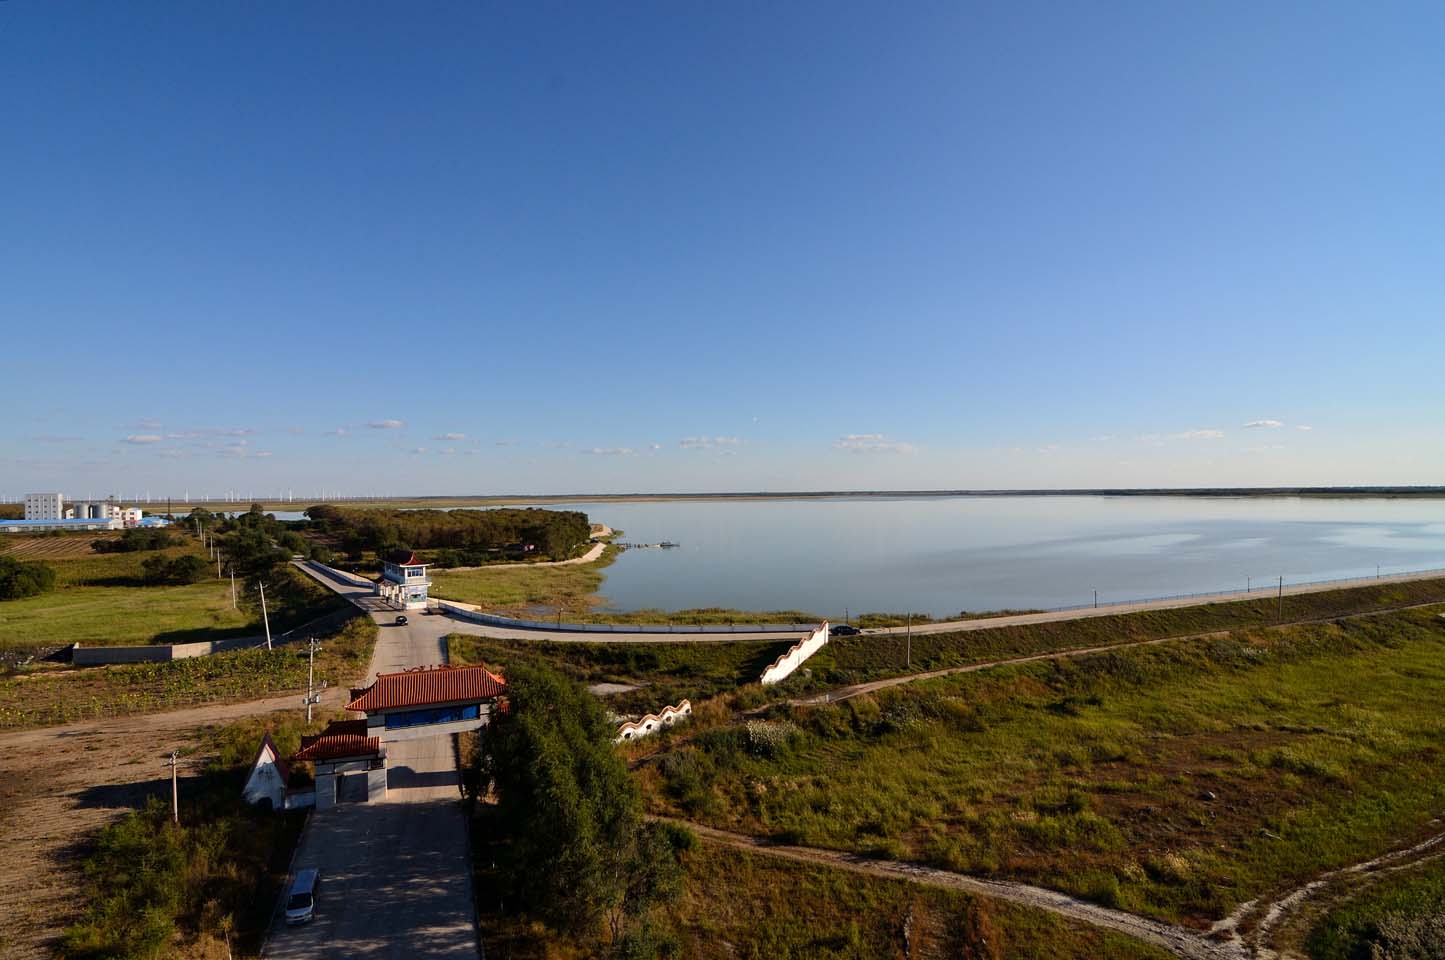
[
  {"x1": 430, "y1": 548, "x2": 617, "y2": 617},
  {"x1": 1306, "y1": 855, "x2": 1445, "y2": 960},
  {"x1": 640, "y1": 607, "x2": 1445, "y2": 927},
  {"x1": 448, "y1": 633, "x2": 797, "y2": 715},
  {"x1": 0, "y1": 545, "x2": 341, "y2": 653},
  {"x1": 472, "y1": 828, "x2": 1173, "y2": 960},
  {"x1": 0, "y1": 614, "x2": 377, "y2": 729},
  {"x1": 58, "y1": 710, "x2": 327, "y2": 960},
  {"x1": 798, "y1": 576, "x2": 1445, "y2": 693}
]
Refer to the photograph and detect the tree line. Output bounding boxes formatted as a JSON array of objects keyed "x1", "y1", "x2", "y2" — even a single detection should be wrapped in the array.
[{"x1": 303, "y1": 505, "x2": 592, "y2": 564}]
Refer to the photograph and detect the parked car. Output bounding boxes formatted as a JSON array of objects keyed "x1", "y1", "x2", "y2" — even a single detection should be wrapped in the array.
[
  {"x1": 831, "y1": 624, "x2": 859, "y2": 636},
  {"x1": 394, "y1": 614, "x2": 409, "y2": 626},
  {"x1": 284, "y1": 868, "x2": 319, "y2": 925}
]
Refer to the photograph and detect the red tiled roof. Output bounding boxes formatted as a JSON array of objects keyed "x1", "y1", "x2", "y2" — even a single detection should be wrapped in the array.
[
  {"x1": 345, "y1": 663, "x2": 506, "y2": 713},
  {"x1": 291, "y1": 720, "x2": 382, "y2": 762},
  {"x1": 384, "y1": 549, "x2": 422, "y2": 566}
]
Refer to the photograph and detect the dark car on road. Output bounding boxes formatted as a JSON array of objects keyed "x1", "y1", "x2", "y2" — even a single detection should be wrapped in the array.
[
  {"x1": 831, "y1": 624, "x2": 859, "y2": 636},
  {"x1": 394, "y1": 615, "x2": 408, "y2": 625}
]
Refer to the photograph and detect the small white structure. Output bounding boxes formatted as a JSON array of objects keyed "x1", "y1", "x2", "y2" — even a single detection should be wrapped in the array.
[
  {"x1": 377, "y1": 549, "x2": 431, "y2": 610},
  {"x1": 241, "y1": 733, "x2": 291, "y2": 812},
  {"x1": 616, "y1": 700, "x2": 693, "y2": 742},
  {"x1": 24, "y1": 493, "x2": 64, "y2": 521},
  {"x1": 759, "y1": 622, "x2": 830, "y2": 685}
]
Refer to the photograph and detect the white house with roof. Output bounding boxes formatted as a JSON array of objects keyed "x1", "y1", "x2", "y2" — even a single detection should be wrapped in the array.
[
  {"x1": 377, "y1": 549, "x2": 432, "y2": 610},
  {"x1": 241, "y1": 733, "x2": 291, "y2": 812}
]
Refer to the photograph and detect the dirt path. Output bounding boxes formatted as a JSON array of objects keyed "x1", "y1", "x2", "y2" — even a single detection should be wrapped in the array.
[
  {"x1": 1211, "y1": 821, "x2": 1445, "y2": 959},
  {"x1": 663, "y1": 818, "x2": 1245, "y2": 960},
  {"x1": 0, "y1": 688, "x2": 344, "y2": 959}
]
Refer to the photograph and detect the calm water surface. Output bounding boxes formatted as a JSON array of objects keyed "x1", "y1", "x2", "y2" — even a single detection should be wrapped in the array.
[{"x1": 543, "y1": 497, "x2": 1445, "y2": 616}]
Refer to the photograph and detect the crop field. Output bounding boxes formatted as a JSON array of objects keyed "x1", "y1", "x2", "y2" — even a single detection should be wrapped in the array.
[
  {"x1": 0, "y1": 532, "x2": 119, "y2": 561},
  {"x1": 473, "y1": 820, "x2": 1174, "y2": 960},
  {"x1": 0, "y1": 614, "x2": 377, "y2": 730},
  {"x1": 638, "y1": 607, "x2": 1445, "y2": 929}
]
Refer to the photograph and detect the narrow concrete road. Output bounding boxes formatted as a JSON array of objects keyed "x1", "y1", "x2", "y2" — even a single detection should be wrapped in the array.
[
  {"x1": 265, "y1": 573, "x2": 477, "y2": 959},
  {"x1": 297, "y1": 559, "x2": 1445, "y2": 646}
]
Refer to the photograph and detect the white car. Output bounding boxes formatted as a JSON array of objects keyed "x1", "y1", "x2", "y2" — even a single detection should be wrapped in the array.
[{"x1": 284, "y1": 868, "x2": 319, "y2": 924}]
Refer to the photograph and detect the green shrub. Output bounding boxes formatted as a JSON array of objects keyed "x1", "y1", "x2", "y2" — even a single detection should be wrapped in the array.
[{"x1": 0, "y1": 555, "x2": 56, "y2": 600}]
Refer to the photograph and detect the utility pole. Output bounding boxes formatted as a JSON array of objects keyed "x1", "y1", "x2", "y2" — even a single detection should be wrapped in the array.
[
  {"x1": 905, "y1": 613, "x2": 912, "y2": 670},
  {"x1": 303, "y1": 638, "x2": 326, "y2": 721},
  {"x1": 260, "y1": 582, "x2": 272, "y2": 650},
  {"x1": 216, "y1": 551, "x2": 222, "y2": 579},
  {"x1": 1247, "y1": 575, "x2": 1251, "y2": 593},
  {"x1": 1094, "y1": 589, "x2": 1098, "y2": 609},
  {"x1": 230, "y1": 566, "x2": 237, "y2": 610},
  {"x1": 166, "y1": 751, "x2": 180, "y2": 824},
  {"x1": 1277, "y1": 575, "x2": 1284, "y2": 622}
]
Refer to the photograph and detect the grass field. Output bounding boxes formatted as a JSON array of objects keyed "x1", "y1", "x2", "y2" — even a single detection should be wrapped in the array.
[
  {"x1": 639, "y1": 606, "x2": 1445, "y2": 928},
  {"x1": 800, "y1": 575, "x2": 1445, "y2": 692},
  {"x1": 1306, "y1": 854, "x2": 1445, "y2": 959},
  {"x1": 0, "y1": 614, "x2": 377, "y2": 729},
  {"x1": 0, "y1": 546, "x2": 341, "y2": 654},
  {"x1": 449, "y1": 633, "x2": 797, "y2": 715},
  {"x1": 472, "y1": 819, "x2": 1173, "y2": 960}
]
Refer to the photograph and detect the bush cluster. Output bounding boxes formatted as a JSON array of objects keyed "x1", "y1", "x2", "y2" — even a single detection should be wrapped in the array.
[{"x1": 0, "y1": 555, "x2": 56, "y2": 600}]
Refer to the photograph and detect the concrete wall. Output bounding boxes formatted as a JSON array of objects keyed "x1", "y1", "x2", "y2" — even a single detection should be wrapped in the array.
[
  {"x1": 69, "y1": 606, "x2": 355, "y2": 665},
  {"x1": 759, "y1": 622, "x2": 830, "y2": 685},
  {"x1": 616, "y1": 700, "x2": 692, "y2": 742}
]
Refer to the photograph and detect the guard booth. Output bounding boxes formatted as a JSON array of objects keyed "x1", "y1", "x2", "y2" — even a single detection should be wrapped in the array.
[
  {"x1": 290, "y1": 721, "x2": 387, "y2": 807},
  {"x1": 377, "y1": 549, "x2": 431, "y2": 610}
]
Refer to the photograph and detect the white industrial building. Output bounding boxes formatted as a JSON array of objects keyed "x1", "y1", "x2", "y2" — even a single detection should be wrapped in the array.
[
  {"x1": 23, "y1": 493, "x2": 65, "y2": 521},
  {"x1": 7, "y1": 493, "x2": 146, "y2": 534}
]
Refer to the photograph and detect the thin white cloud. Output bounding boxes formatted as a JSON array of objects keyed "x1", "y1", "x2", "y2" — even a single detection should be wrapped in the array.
[
  {"x1": 680, "y1": 435, "x2": 744, "y2": 449},
  {"x1": 1296, "y1": 424, "x2": 1313, "y2": 431},
  {"x1": 494, "y1": 439, "x2": 520, "y2": 446},
  {"x1": 1174, "y1": 429, "x2": 1225, "y2": 440},
  {"x1": 437, "y1": 432, "x2": 466, "y2": 441},
  {"x1": 134, "y1": 418, "x2": 163, "y2": 429},
  {"x1": 1243, "y1": 420, "x2": 1284, "y2": 429},
  {"x1": 368, "y1": 419, "x2": 405, "y2": 430},
  {"x1": 410, "y1": 446, "x2": 428, "y2": 455},
  {"x1": 124, "y1": 434, "x2": 163, "y2": 445},
  {"x1": 585, "y1": 447, "x2": 634, "y2": 456},
  {"x1": 834, "y1": 433, "x2": 917, "y2": 454},
  {"x1": 649, "y1": 442, "x2": 663, "y2": 451},
  {"x1": 440, "y1": 448, "x2": 457, "y2": 456},
  {"x1": 254, "y1": 451, "x2": 274, "y2": 458},
  {"x1": 325, "y1": 427, "x2": 350, "y2": 437}
]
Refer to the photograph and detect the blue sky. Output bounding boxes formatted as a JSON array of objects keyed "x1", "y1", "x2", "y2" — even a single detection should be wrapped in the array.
[{"x1": 4, "y1": 2, "x2": 1443, "y2": 497}]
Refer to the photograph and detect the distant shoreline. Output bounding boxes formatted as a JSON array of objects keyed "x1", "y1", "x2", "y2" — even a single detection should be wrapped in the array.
[{"x1": 137, "y1": 486, "x2": 1445, "y2": 513}]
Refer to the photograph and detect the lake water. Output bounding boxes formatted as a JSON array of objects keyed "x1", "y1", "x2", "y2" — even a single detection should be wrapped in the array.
[
  {"x1": 266, "y1": 496, "x2": 1445, "y2": 616},
  {"x1": 549, "y1": 496, "x2": 1445, "y2": 616}
]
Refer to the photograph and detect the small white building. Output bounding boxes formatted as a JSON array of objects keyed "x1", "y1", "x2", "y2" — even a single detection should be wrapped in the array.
[
  {"x1": 24, "y1": 493, "x2": 64, "y2": 521},
  {"x1": 241, "y1": 733, "x2": 291, "y2": 812},
  {"x1": 377, "y1": 549, "x2": 432, "y2": 610}
]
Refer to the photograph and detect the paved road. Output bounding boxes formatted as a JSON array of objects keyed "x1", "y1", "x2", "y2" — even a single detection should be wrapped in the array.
[
  {"x1": 298, "y1": 559, "x2": 1445, "y2": 646},
  {"x1": 265, "y1": 570, "x2": 477, "y2": 959}
]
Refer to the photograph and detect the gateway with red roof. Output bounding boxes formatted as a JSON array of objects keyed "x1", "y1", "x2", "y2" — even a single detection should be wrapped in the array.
[
  {"x1": 345, "y1": 663, "x2": 506, "y2": 738},
  {"x1": 289, "y1": 719, "x2": 388, "y2": 808}
]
